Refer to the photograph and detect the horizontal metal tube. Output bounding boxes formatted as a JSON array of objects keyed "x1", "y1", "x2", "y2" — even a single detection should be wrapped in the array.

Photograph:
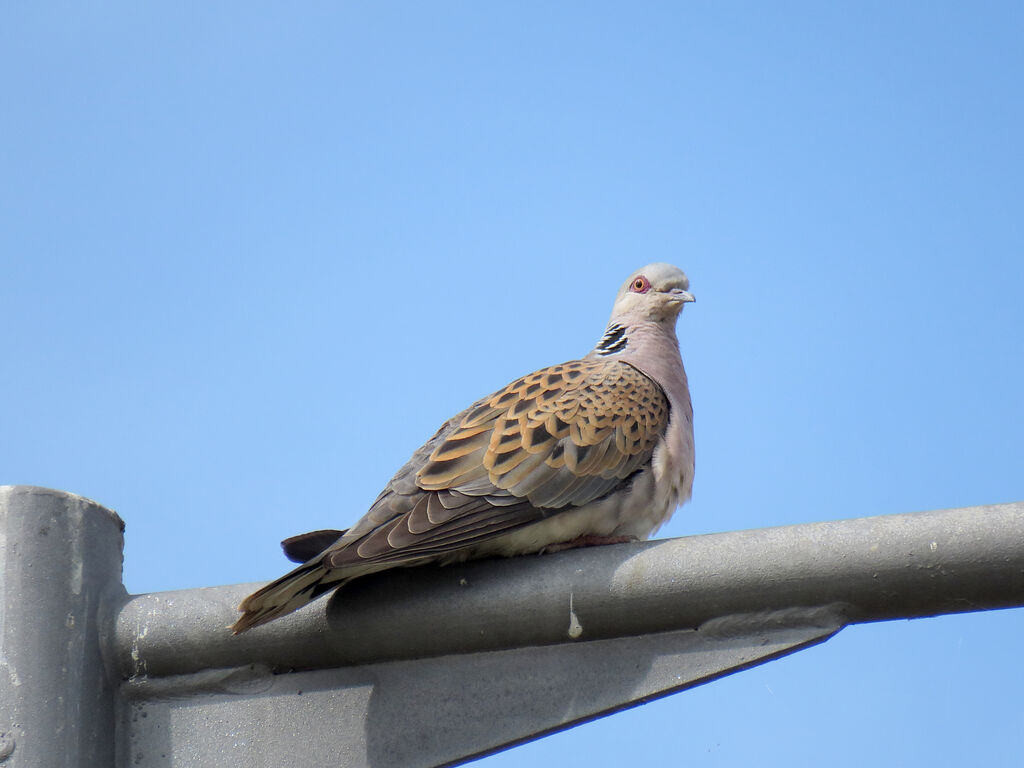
[{"x1": 113, "y1": 502, "x2": 1024, "y2": 679}]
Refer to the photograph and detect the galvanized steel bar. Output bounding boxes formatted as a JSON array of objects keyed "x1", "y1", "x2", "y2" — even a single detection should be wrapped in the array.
[{"x1": 114, "y1": 501, "x2": 1024, "y2": 678}]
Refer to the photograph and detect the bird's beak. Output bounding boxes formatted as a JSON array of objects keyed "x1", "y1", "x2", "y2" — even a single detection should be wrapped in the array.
[{"x1": 667, "y1": 289, "x2": 695, "y2": 304}]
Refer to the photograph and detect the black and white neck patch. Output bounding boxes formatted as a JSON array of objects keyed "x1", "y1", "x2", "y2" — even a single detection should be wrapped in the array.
[{"x1": 596, "y1": 323, "x2": 628, "y2": 355}]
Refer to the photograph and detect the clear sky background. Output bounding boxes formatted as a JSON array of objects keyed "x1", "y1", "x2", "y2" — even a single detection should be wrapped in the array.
[{"x1": 3, "y1": 3, "x2": 1023, "y2": 765}]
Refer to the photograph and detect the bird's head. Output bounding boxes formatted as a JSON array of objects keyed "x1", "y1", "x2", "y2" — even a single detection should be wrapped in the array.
[{"x1": 611, "y1": 263, "x2": 695, "y2": 324}]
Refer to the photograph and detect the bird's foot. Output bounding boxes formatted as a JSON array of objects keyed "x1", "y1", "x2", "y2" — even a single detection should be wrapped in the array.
[{"x1": 541, "y1": 534, "x2": 639, "y2": 554}]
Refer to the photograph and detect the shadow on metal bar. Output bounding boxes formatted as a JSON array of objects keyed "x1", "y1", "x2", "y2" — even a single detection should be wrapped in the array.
[{"x1": 2, "y1": 486, "x2": 1023, "y2": 768}]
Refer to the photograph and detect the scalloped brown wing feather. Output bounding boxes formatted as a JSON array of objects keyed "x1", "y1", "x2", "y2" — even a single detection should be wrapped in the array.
[{"x1": 418, "y1": 359, "x2": 667, "y2": 505}]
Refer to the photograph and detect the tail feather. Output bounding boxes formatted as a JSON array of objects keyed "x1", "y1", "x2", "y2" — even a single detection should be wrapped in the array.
[
  {"x1": 281, "y1": 528, "x2": 346, "y2": 563},
  {"x1": 231, "y1": 560, "x2": 345, "y2": 634}
]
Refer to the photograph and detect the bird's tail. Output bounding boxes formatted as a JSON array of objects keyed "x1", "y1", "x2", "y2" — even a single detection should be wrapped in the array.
[{"x1": 231, "y1": 558, "x2": 345, "y2": 634}]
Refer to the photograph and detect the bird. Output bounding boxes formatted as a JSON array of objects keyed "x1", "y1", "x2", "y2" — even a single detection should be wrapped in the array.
[{"x1": 232, "y1": 263, "x2": 695, "y2": 633}]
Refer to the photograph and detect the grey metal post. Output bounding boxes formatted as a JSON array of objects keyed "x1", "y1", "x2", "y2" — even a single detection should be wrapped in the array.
[{"x1": 0, "y1": 486, "x2": 126, "y2": 768}]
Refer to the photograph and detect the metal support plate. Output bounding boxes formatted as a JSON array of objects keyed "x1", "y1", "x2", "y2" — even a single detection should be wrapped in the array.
[{"x1": 121, "y1": 613, "x2": 840, "y2": 768}]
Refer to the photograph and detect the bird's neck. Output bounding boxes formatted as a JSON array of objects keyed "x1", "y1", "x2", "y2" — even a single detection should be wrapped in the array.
[{"x1": 590, "y1": 318, "x2": 688, "y2": 401}]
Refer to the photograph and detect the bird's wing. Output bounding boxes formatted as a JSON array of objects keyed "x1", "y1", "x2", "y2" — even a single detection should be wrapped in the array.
[{"x1": 323, "y1": 358, "x2": 669, "y2": 569}]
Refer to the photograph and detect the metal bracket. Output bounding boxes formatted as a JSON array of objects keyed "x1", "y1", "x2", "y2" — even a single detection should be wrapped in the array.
[
  {"x1": 2, "y1": 485, "x2": 1023, "y2": 768},
  {"x1": 120, "y1": 615, "x2": 840, "y2": 767}
]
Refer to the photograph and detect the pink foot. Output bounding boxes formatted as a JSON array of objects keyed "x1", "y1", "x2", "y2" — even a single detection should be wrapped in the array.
[{"x1": 542, "y1": 534, "x2": 639, "y2": 554}]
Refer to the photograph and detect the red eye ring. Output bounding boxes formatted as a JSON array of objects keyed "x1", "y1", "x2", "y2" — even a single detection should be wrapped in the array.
[{"x1": 630, "y1": 275, "x2": 650, "y2": 293}]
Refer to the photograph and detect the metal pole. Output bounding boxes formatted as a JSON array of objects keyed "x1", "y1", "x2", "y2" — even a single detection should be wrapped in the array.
[
  {"x1": 0, "y1": 486, "x2": 126, "y2": 768},
  {"x1": 3, "y1": 486, "x2": 1021, "y2": 768},
  {"x1": 115, "y1": 501, "x2": 1024, "y2": 678}
]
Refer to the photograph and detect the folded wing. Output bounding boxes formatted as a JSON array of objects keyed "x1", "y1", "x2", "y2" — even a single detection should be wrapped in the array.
[{"x1": 323, "y1": 359, "x2": 668, "y2": 569}]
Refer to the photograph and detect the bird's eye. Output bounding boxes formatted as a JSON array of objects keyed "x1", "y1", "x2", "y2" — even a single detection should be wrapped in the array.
[{"x1": 631, "y1": 276, "x2": 650, "y2": 293}]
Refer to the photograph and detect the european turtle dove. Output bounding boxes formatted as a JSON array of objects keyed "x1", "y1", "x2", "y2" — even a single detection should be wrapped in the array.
[{"x1": 232, "y1": 263, "x2": 695, "y2": 633}]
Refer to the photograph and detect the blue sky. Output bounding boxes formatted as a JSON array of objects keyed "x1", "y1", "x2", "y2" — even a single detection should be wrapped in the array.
[{"x1": 3, "y1": 2, "x2": 1022, "y2": 765}]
